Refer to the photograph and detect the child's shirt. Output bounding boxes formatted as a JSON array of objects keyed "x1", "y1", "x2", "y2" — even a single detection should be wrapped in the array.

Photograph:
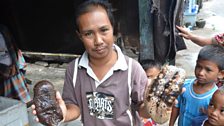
[
  {"x1": 175, "y1": 79, "x2": 218, "y2": 126},
  {"x1": 191, "y1": 115, "x2": 207, "y2": 126},
  {"x1": 214, "y1": 33, "x2": 224, "y2": 46},
  {"x1": 142, "y1": 118, "x2": 156, "y2": 126},
  {"x1": 201, "y1": 118, "x2": 208, "y2": 126}
]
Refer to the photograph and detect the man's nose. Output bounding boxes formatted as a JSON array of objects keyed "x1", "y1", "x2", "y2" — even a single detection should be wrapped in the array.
[{"x1": 94, "y1": 33, "x2": 103, "y2": 45}]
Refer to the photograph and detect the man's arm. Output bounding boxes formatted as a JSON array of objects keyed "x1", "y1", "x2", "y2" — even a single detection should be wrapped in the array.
[
  {"x1": 64, "y1": 104, "x2": 80, "y2": 122},
  {"x1": 176, "y1": 25, "x2": 213, "y2": 46},
  {"x1": 56, "y1": 92, "x2": 80, "y2": 122}
]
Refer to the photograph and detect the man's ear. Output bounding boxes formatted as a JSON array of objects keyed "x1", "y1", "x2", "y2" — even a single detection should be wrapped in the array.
[{"x1": 76, "y1": 30, "x2": 82, "y2": 40}]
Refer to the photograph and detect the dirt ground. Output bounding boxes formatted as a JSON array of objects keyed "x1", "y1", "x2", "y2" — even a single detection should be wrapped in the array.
[
  {"x1": 25, "y1": 0, "x2": 224, "y2": 125},
  {"x1": 25, "y1": 62, "x2": 67, "y2": 98},
  {"x1": 175, "y1": 0, "x2": 224, "y2": 77}
]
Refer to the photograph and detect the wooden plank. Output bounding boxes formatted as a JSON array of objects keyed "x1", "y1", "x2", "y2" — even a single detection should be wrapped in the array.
[{"x1": 22, "y1": 51, "x2": 80, "y2": 63}]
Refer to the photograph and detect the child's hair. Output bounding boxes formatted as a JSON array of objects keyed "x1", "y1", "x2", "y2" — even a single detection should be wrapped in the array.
[
  {"x1": 140, "y1": 59, "x2": 162, "y2": 71},
  {"x1": 197, "y1": 44, "x2": 224, "y2": 70},
  {"x1": 75, "y1": 0, "x2": 114, "y2": 31}
]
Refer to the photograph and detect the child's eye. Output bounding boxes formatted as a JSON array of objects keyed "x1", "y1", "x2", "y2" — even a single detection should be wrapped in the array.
[
  {"x1": 147, "y1": 75, "x2": 152, "y2": 79},
  {"x1": 195, "y1": 65, "x2": 202, "y2": 71},
  {"x1": 209, "y1": 102, "x2": 214, "y2": 108},
  {"x1": 205, "y1": 68, "x2": 212, "y2": 72},
  {"x1": 220, "y1": 109, "x2": 224, "y2": 116}
]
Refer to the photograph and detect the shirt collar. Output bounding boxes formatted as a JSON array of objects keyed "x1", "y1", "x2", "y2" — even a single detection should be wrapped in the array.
[{"x1": 78, "y1": 44, "x2": 128, "y2": 71}]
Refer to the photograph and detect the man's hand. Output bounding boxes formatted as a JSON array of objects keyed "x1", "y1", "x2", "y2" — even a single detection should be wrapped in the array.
[
  {"x1": 55, "y1": 91, "x2": 67, "y2": 122},
  {"x1": 31, "y1": 91, "x2": 67, "y2": 123}
]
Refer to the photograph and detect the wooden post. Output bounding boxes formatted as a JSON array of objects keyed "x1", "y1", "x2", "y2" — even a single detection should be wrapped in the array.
[{"x1": 138, "y1": 0, "x2": 154, "y2": 62}]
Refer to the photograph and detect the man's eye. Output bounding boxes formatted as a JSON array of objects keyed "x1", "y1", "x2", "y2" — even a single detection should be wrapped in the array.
[
  {"x1": 102, "y1": 28, "x2": 108, "y2": 32},
  {"x1": 84, "y1": 32, "x2": 93, "y2": 37},
  {"x1": 100, "y1": 28, "x2": 109, "y2": 33}
]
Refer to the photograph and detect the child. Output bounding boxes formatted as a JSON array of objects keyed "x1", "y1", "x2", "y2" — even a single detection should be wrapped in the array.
[
  {"x1": 192, "y1": 86, "x2": 224, "y2": 126},
  {"x1": 202, "y1": 86, "x2": 224, "y2": 126},
  {"x1": 169, "y1": 44, "x2": 224, "y2": 126},
  {"x1": 141, "y1": 59, "x2": 162, "y2": 80},
  {"x1": 140, "y1": 59, "x2": 162, "y2": 126}
]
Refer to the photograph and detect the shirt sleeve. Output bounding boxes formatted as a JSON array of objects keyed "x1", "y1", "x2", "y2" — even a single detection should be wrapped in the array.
[
  {"x1": 175, "y1": 79, "x2": 193, "y2": 108},
  {"x1": 17, "y1": 49, "x2": 27, "y2": 69},
  {"x1": 130, "y1": 59, "x2": 148, "y2": 111},
  {"x1": 62, "y1": 60, "x2": 78, "y2": 105},
  {"x1": 213, "y1": 33, "x2": 224, "y2": 46},
  {"x1": 175, "y1": 95, "x2": 181, "y2": 108}
]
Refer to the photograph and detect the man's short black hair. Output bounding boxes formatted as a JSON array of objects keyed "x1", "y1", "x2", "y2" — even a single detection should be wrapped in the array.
[{"x1": 75, "y1": 0, "x2": 114, "y2": 31}]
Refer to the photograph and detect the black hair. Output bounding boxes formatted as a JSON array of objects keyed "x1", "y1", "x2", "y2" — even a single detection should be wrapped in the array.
[
  {"x1": 197, "y1": 44, "x2": 224, "y2": 70},
  {"x1": 75, "y1": 0, "x2": 114, "y2": 32},
  {"x1": 0, "y1": 25, "x2": 18, "y2": 63},
  {"x1": 0, "y1": 24, "x2": 18, "y2": 78},
  {"x1": 140, "y1": 59, "x2": 162, "y2": 71}
]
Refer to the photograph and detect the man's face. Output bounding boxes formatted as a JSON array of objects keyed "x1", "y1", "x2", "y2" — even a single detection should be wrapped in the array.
[{"x1": 76, "y1": 7, "x2": 114, "y2": 60}]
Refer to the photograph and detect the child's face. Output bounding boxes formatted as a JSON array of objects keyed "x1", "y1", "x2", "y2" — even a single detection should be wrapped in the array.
[
  {"x1": 145, "y1": 67, "x2": 160, "y2": 79},
  {"x1": 195, "y1": 59, "x2": 221, "y2": 84},
  {"x1": 207, "y1": 90, "x2": 224, "y2": 125}
]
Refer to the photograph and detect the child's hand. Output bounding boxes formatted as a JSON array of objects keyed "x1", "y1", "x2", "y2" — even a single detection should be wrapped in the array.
[
  {"x1": 200, "y1": 107, "x2": 208, "y2": 115},
  {"x1": 174, "y1": 87, "x2": 186, "y2": 105},
  {"x1": 143, "y1": 65, "x2": 186, "y2": 124}
]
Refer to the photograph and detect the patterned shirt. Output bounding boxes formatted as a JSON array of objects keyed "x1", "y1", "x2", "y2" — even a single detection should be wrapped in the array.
[
  {"x1": 1, "y1": 50, "x2": 31, "y2": 103},
  {"x1": 0, "y1": 25, "x2": 30, "y2": 103},
  {"x1": 214, "y1": 33, "x2": 224, "y2": 46}
]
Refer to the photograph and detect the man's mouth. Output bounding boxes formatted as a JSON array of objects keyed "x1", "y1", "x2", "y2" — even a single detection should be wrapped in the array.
[{"x1": 95, "y1": 47, "x2": 105, "y2": 53}]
